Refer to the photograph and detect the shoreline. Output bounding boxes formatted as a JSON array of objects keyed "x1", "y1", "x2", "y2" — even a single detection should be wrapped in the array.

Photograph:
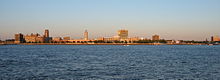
[{"x1": 1, "y1": 43, "x2": 218, "y2": 45}]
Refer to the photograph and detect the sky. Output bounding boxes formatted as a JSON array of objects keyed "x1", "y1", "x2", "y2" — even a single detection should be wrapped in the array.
[{"x1": 0, "y1": 0, "x2": 220, "y2": 41}]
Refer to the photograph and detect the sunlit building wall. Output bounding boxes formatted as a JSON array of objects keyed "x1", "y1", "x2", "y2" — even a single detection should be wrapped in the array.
[
  {"x1": 52, "y1": 37, "x2": 62, "y2": 42},
  {"x1": 84, "y1": 30, "x2": 88, "y2": 40},
  {"x1": 118, "y1": 30, "x2": 128, "y2": 40},
  {"x1": 24, "y1": 33, "x2": 45, "y2": 43},
  {"x1": 15, "y1": 33, "x2": 24, "y2": 43},
  {"x1": 152, "y1": 35, "x2": 160, "y2": 40},
  {"x1": 63, "y1": 37, "x2": 70, "y2": 40}
]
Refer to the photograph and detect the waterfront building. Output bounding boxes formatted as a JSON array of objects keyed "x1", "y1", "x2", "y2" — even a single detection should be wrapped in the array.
[
  {"x1": 5, "y1": 39, "x2": 15, "y2": 44},
  {"x1": 97, "y1": 37, "x2": 105, "y2": 41},
  {"x1": 20, "y1": 29, "x2": 51, "y2": 43},
  {"x1": 97, "y1": 37, "x2": 139, "y2": 43},
  {"x1": 152, "y1": 35, "x2": 160, "y2": 40},
  {"x1": 52, "y1": 37, "x2": 62, "y2": 42},
  {"x1": 67, "y1": 39, "x2": 93, "y2": 43},
  {"x1": 84, "y1": 30, "x2": 88, "y2": 40},
  {"x1": 166, "y1": 40, "x2": 175, "y2": 44},
  {"x1": 128, "y1": 37, "x2": 140, "y2": 42},
  {"x1": 44, "y1": 29, "x2": 49, "y2": 37},
  {"x1": 96, "y1": 37, "x2": 115, "y2": 42},
  {"x1": 24, "y1": 33, "x2": 44, "y2": 43},
  {"x1": 63, "y1": 37, "x2": 70, "y2": 40},
  {"x1": 15, "y1": 33, "x2": 25, "y2": 43},
  {"x1": 97, "y1": 37, "x2": 111, "y2": 42},
  {"x1": 44, "y1": 29, "x2": 50, "y2": 43},
  {"x1": 118, "y1": 29, "x2": 128, "y2": 40},
  {"x1": 113, "y1": 36, "x2": 120, "y2": 41},
  {"x1": 211, "y1": 36, "x2": 220, "y2": 41}
]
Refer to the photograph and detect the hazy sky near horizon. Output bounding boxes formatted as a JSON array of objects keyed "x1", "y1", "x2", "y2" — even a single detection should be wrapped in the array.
[{"x1": 0, "y1": 0, "x2": 220, "y2": 40}]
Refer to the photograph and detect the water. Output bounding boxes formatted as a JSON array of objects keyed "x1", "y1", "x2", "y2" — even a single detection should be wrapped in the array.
[{"x1": 0, "y1": 45, "x2": 220, "y2": 80}]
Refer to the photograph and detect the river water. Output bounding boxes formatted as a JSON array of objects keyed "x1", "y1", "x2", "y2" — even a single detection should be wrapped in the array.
[{"x1": 0, "y1": 45, "x2": 220, "y2": 79}]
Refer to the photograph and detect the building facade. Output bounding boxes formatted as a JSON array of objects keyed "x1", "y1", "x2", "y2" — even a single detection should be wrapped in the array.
[
  {"x1": 24, "y1": 33, "x2": 45, "y2": 43},
  {"x1": 14, "y1": 29, "x2": 51, "y2": 43},
  {"x1": 52, "y1": 37, "x2": 62, "y2": 42},
  {"x1": 152, "y1": 35, "x2": 160, "y2": 40},
  {"x1": 118, "y1": 29, "x2": 128, "y2": 40},
  {"x1": 84, "y1": 30, "x2": 88, "y2": 40},
  {"x1": 44, "y1": 29, "x2": 50, "y2": 43},
  {"x1": 15, "y1": 33, "x2": 25, "y2": 43},
  {"x1": 63, "y1": 37, "x2": 70, "y2": 40},
  {"x1": 44, "y1": 29, "x2": 49, "y2": 37}
]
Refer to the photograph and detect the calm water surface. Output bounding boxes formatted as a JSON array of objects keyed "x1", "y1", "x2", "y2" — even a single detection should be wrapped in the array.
[{"x1": 0, "y1": 45, "x2": 220, "y2": 80}]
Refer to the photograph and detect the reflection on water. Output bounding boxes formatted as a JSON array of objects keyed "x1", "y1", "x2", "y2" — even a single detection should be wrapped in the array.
[{"x1": 0, "y1": 45, "x2": 220, "y2": 79}]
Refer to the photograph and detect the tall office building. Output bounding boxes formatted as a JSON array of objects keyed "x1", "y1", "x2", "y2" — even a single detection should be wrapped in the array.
[
  {"x1": 15, "y1": 33, "x2": 24, "y2": 43},
  {"x1": 118, "y1": 29, "x2": 128, "y2": 39},
  {"x1": 84, "y1": 30, "x2": 88, "y2": 40},
  {"x1": 44, "y1": 29, "x2": 49, "y2": 38},
  {"x1": 152, "y1": 35, "x2": 160, "y2": 40},
  {"x1": 211, "y1": 36, "x2": 220, "y2": 41},
  {"x1": 44, "y1": 29, "x2": 50, "y2": 43}
]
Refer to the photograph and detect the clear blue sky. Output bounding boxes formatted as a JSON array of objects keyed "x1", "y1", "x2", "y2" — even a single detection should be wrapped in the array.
[{"x1": 0, "y1": 0, "x2": 219, "y2": 40}]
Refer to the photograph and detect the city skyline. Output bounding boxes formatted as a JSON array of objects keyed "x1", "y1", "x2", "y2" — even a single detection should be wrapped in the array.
[
  {"x1": 0, "y1": 28, "x2": 219, "y2": 41},
  {"x1": 4, "y1": 29, "x2": 218, "y2": 45},
  {"x1": 11, "y1": 29, "x2": 220, "y2": 42},
  {"x1": 0, "y1": 0, "x2": 220, "y2": 40}
]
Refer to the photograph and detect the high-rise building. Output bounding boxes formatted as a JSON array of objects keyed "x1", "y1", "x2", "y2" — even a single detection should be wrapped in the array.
[
  {"x1": 84, "y1": 30, "x2": 88, "y2": 40},
  {"x1": 118, "y1": 29, "x2": 128, "y2": 39},
  {"x1": 44, "y1": 29, "x2": 50, "y2": 43},
  {"x1": 152, "y1": 35, "x2": 160, "y2": 40},
  {"x1": 44, "y1": 29, "x2": 49, "y2": 38},
  {"x1": 211, "y1": 36, "x2": 220, "y2": 41},
  {"x1": 15, "y1": 33, "x2": 24, "y2": 43}
]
